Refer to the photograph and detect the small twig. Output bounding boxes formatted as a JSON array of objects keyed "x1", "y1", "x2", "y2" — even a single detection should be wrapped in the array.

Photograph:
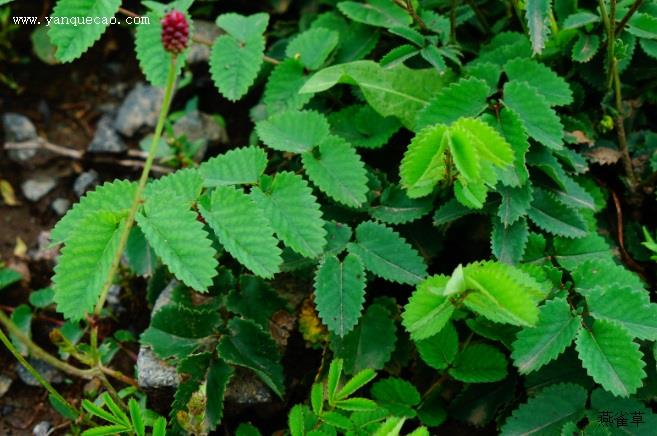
[
  {"x1": 616, "y1": 0, "x2": 644, "y2": 35},
  {"x1": 608, "y1": 188, "x2": 645, "y2": 274},
  {"x1": 5, "y1": 139, "x2": 82, "y2": 159},
  {"x1": 97, "y1": 158, "x2": 174, "y2": 174},
  {"x1": 100, "y1": 364, "x2": 139, "y2": 387},
  {"x1": 611, "y1": 59, "x2": 638, "y2": 189}
]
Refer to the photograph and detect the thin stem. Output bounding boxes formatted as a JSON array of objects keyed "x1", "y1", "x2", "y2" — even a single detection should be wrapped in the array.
[
  {"x1": 0, "y1": 310, "x2": 97, "y2": 379},
  {"x1": 0, "y1": 326, "x2": 80, "y2": 418},
  {"x1": 93, "y1": 57, "x2": 178, "y2": 317},
  {"x1": 511, "y1": 0, "x2": 528, "y2": 33},
  {"x1": 598, "y1": 0, "x2": 615, "y2": 89},
  {"x1": 616, "y1": 0, "x2": 644, "y2": 35},
  {"x1": 394, "y1": 0, "x2": 428, "y2": 31},
  {"x1": 612, "y1": 58, "x2": 638, "y2": 188}
]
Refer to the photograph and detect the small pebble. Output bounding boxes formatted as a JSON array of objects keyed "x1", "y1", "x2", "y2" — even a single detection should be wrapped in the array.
[
  {"x1": 51, "y1": 198, "x2": 71, "y2": 216},
  {"x1": 32, "y1": 420, "x2": 51, "y2": 436},
  {"x1": 73, "y1": 170, "x2": 99, "y2": 197},
  {"x1": 21, "y1": 176, "x2": 57, "y2": 202}
]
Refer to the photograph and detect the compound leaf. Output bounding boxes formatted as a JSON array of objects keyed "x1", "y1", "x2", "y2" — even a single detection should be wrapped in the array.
[
  {"x1": 210, "y1": 34, "x2": 265, "y2": 101},
  {"x1": 257, "y1": 110, "x2": 330, "y2": 153},
  {"x1": 586, "y1": 287, "x2": 657, "y2": 341},
  {"x1": 504, "y1": 58, "x2": 572, "y2": 106},
  {"x1": 400, "y1": 124, "x2": 448, "y2": 198},
  {"x1": 402, "y1": 275, "x2": 454, "y2": 341},
  {"x1": 200, "y1": 146, "x2": 268, "y2": 187},
  {"x1": 415, "y1": 78, "x2": 490, "y2": 129}
]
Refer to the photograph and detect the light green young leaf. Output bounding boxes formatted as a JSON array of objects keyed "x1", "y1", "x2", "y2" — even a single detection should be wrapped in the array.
[
  {"x1": 504, "y1": 58, "x2": 573, "y2": 106},
  {"x1": 216, "y1": 12, "x2": 269, "y2": 40},
  {"x1": 336, "y1": 368, "x2": 376, "y2": 400},
  {"x1": 504, "y1": 80, "x2": 564, "y2": 149},
  {"x1": 451, "y1": 117, "x2": 515, "y2": 167},
  {"x1": 200, "y1": 146, "x2": 268, "y2": 187},
  {"x1": 449, "y1": 344, "x2": 507, "y2": 383},
  {"x1": 136, "y1": 191, "x2": 218, "y2": 291},
  {"x1": 575, "y1": 319, "x2": 646, "y2": 397},
  {"x1": 527, "y1": 188, "x2": 587, "y2": 238},
  {"x1": 286, "y1": 28, "x2": 339, "y2": 70},
  {"x1": 415, "y1": 78, "x2": 490, "y2": 129},
  {"x1": 199, "y1": 186, "x2": 282, "y2": 278},
  {"x1": 53, "y1": 211, "x2": 124, "y2": 320},
  {"x1": 399, "y1": 124, "x2": 448, "y2": 198},
  {"x1": 500, "y1": 383, "x2": 587, "y2": 435},
  {"x1": 553, "y1": 235, "x2": 614, "y2": 271},
  {"x1": 218, "y1": 318, "x2": 285, "y2": 397},
  {"x1": 314, "y1": 254, "x2": 366, "y2": 337},
  {"x1": 562, "y1": 11, "x2": 600, "y2": 29},
  {"x1": 484, "y1": 108, "x2": 530, "y2": 187},
  {"x1": 301, "y1": 136, "x2": 368, "y2": 207},
  {"x1": 49, "y1": 0, "x2": 121, "y2": 62},
  {"x1": 348, "y1": 221, "x2": 427, "y2": 285},
  {"x1": 257, "y1": 110, "x2": 330, "y2": 153},
  {"x1": 251, "y1": 172, "x2": 326, "y2": 258},
  {"x1": 402, "y1": 275, "x2": 454, "y2": 340},
  {"x1": 210, "y1": 34, "x2": 264, "y2": 101},
  {"x1": 511, "y1": 298, "x2": 580, "y2": 374}
]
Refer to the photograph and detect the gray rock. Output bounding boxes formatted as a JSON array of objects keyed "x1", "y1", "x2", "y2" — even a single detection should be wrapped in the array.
[
  {"x1": 30, "y1": 230, "x2": 59, "y2": 263},
  {"x1": 187, "y1": 20, "x2": 222, "y2": 64},
  {"x1": 73, "y1": 170, "x2": 99, "y2": 197},
  {"x1": 225, "y1": 368, "x2": 273, "y2": 405},
  {"x1": 137, "y1": 347, "x2": 180, "y2": 389},
  {"x1": 32, "y1": 420, "x2": 51, "y2": 436},
  {"x1": 3, "y1": 112, "x2": 39, "y2": 162},
  {"x1": 88, "y1": 115, "x2": 126, "y2": 153},
  {"x1": 16, "y1": 358, "x2": 64, "y2": 386},
  {"x1": 114, "y1": 83, "x2": 164, "y2": 137},
  {"x1": 51, "y1": 198, "x2": 70, "y2": 216},
  {"x1": 0, "y1": 374, "x2": 12, "y2": 398},
  {"x1": 173, "y1": 110, "x2": 225, "y2": 144},
  {"x1": 21, "y1": 175, "x2": 57, "y2": 202}
]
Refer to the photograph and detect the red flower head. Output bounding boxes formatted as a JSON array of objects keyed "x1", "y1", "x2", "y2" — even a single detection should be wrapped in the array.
[{"x1": 161, "y1": 10, "x2": 189, "y2": 54}]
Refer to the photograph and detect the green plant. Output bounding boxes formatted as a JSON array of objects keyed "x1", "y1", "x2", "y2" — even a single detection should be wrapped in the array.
[{"x1": 3, "y1": 0, "x2": 657, "y2": 434}]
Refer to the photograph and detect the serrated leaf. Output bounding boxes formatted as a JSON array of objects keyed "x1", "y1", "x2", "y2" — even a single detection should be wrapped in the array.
[
  {"x1": 312, "y1": 12, "x2": 379, "y2": 63},
  {"x1": 53, "y1": 211, "x2": 123, "y2": 320},
  {"x1": 136, "y1": 192, "x2": 217, "y2": 291},
  {"x1": 416, "y1": 321, "x2": 458, "y2": 370},
  {"x1": 314, "y1": 254, "x2": 366, "y2": 337},
  {"x1": 449, "y1": 344, "x2": 507, "y2": 383},
  {"x1": 328, "y1": 105, "x2": 401, "y2": 149},
  {"x1": 206, "y1": 358, "x2": 234, "y2": 430},
  {"x1": 553, "y1": 235, "x2": 614, "y2": 271},
  {"x1": 369, "y1": 184, "x2": 433, "y2": 224},
  {"x1": 415, "y1": 78, "x2": 490, "y2": 129},
  {"x1": 402, "y1": 275, "x2": 454, "y2": 340},
  {"x1": 216, "y1": 12, "x2": 269, "y2": 41},
  {"x1": 331, "y1": 303, "x2": 397, "y2": 374},
  {"x1": 483, "y1": 108, "x2": 530, "y2": 187},
  {"x1": 500, "y1": 383, "x2": 587, "y2": 435},
  {"x1": 301, "y1": 135, "x2": 368, "y2": 207},
  {"x1": 400, "y1": 124, "x2": 448, "y2": 198},
  {"x1": 257, "y1": 110, "x2": 330, "y2": 153},
  {"x1": 371, "y1": 378, "x2": 420, "y2": 417},
  {"x1": 587, "y1": 287, "x2": 657, "y2": 341},
  {"x1": 575, "y1": 320, "x2": 646, "y2": 397},
  {"x1": 337, "y1": 0, "x2": 412, "y2": 28},
  {"x1": 51, "y1": 180, "x2": 137, "y2": 244},
  {"x1": 199, "y1": 186, "x2": 281, "y2": 278},
  {"x1": 300, "y1": 60, "x2": 447, "y2": 130},
  {"x1": 286, "y1": 28, "x2": 339, "y2": 70},
  {"x1": 217, "y1": 318, "x2": 285, "y2": 397},
  {"x1": 135, "y1": 11, "x2": 187, "y2": 86},
  {"x1": 200, "y1": 146, "x2": 268, "y2": 187},
  {"x1": 144, "y1": 168, "x2": 203, "y2": 205},
  {"x1": 263, "y1": 59, "x2": 313, "y2": 112},
  {"x1": 171, "y1": 352, "x2": 211, "y2": 416},
  {"x1": 572, "y1": 33, "x2": 600, "y2": 63},
  {"x1": 452, "y1": 117, "x2": 515, "y2": 168},
  {"x1": 251, "y1": 172, "x2": 326, "y2": 257},
  {"x1": 497, "y1": 184, "x2": 533, "y2": 226},
  {"x1": 347, "y1": 221, "x2": 427, "y2": 284},
  {"x1": 210, "y1": 34, "x2": 265, "y2": 101},
  {"x1": 526, "y1": 0, "x2": 552, "y2": 54},
  {"x1": 504, "y1": 58, "x2": 572, "y2": 106},
  {"x1": 504, "y1": 80, "x2": 564, "y2": 149},
  {"x1": 511, "y1": 298, "x2": 580, "y2": 374},
  {"x1": 627, "y1": 13, "x2": 657, "y2": 39},
  {"x1": 226, "y1": 276, "x2": 285, "y2": 329},
  {"x1": 491, "y1": 217, "x2": 529, "y2": 265},
  {"x1": 563, "y1": 11, "x2": 600, "y2": 29},
  {"x1": 527, "y1": 188, "x2": 587, "y2": 238},
  {"x1": 49, "y1": 0, "x2": 121, "y2": 62}
]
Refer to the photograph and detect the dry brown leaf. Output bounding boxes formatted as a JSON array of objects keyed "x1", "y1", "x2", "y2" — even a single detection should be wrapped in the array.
[
  {"x1": 567, "y1": 130, "x2": 594, "y2": 146},
  {"x1": 587, "y1": 147, "x2": 622, "y2": 165},
  {"x1": 0, "y1": 179, "x2": 19, "y2": 206},
  {"x1": 13, "y1": 237, "x2": 27, "y2": 258}
]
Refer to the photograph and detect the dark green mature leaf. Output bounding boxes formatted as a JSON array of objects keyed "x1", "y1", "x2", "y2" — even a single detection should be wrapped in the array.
[
  {"x1": 504, "y1": 58, "x2": 572, "y2": 106},
  {"x1": 415, "y1": 78, "x2": 490, "y2": 129},
  {"x1": 572, "y1": 33, "x2": 600, "y2": 63},
  {"x1": 575, "y1": 320, "x2": 646, "y2": 397},
  {"x1": 527, "y1": 188, "x2": 587, "y2": 238},
  {"x1": 416, "y1": 322, "x2": 458, "y2": 370},
  {"x1": 0, "y1": 268, "x2": 22, "y2": 291},
  {"x1": 331, "y1": 303, "x2": 397, "y2": 374},
  {"x1": 312, "y1": 11, "x2": 379, "y2": 63},
  {"x1": 199, "y1": 186, "x2": 281, "y2": 278},
  {"x1": 491, "y1": 217, "x2": 529, "y2": 265},
  {"x1": 263, "y1": 59, "x2": 313, "y2": 112},
  {"x1": 251, "y1": 172, "x2": 326, "y2": 258},
  {"x1": 504, "y1": 81, "x2": 564, "y2": 149},
  {"x1": 337, "y1": 0, "x2": 412, "y2": 28},
  {"x1": 500, "y1": 383, "x2": 587, "y2": 435},
  {"x1": 53, "y1": 211, "x2": 123, "y2": 320},
  {"x1": 348, "y1": 221, "x2": 427, "y2": 284},
  {"x1": 402, "y1": 275, "x2": 453, "y2": 340},
  {"x1": 627, "y1": 13, "x2": 657, "y2": 39},
  {"x1": 525, "y1": 0, "x2": 552, "y2": 54},
  {"x1": 329, "y1": 105, "x2": 401, "y2": 149},
  {"x1": 136, "y1": 191, "x2": 218, "y2": 292},
  {"x1": 553, "y1": 235, "x2": 614, "y2": 271},
  {"x1": 226, "y1": 276, "x2": 286, "y2": 328},
  {"x1": 206, "y1": 358, "x2": 234, "y2": 430},
  {"x1": 511, "y1": 298, "x2": 580, "y2": 374},
  {"x1": 369, "y1": 185, "x2": 433, "y2": 224},
  {"x1": 172, "y1": 352, "x2": 211, "y2": 417},
  {"x1": 371, "y1": 378, "x2": 420, "y2": 417},
  {"x1": 300, "y1": 60, "x2": 448, "y2": 130},
  {"x1": 302, "y1": 136, "x2": 369, "y2": 207},
  {"x1": 257, "y1": 110, "x2": 330, "y2": 153},
  {"x1": 218, "y1": 318, "x2": 285, "y2": 397},
  {"x1": 286, "y1": 28, "x2": 339, "y2": 70},
  {"x1": 10, "y1": 304, "x2": 31, "y2": 355},
  {"x1": 586, "y1": 287, "x2": 657, "y2": 341},
  {"x1": 497, "y1": 184, "x2": 533, "y2": 226},
  {"x1": 49, "y1": 0, "x2": 121, "y2": 62},
  {"x1": 314, "y1": 254, "x2": 366, "y2": 337},
  {"x1": 449, "y1": 344, "x2": 507, "y2": 383}
]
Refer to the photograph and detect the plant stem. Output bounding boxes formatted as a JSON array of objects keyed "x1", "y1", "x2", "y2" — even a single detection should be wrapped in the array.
[
  {"x1": 0, "y1": 325, "x2": 80, "y2": 418},
  {"x1": 510, "y1": 0, "x2": 528, "y2": 33},
  {"x1": 93, "y1": 57, "x2": 178, "y2": 317},
  {"x1": 616, "y1": 0, "x2": 644, "y2": 35},
  {"x1": 0, "y1": 310, "x2": 97, "y2": 379},
  {"x1": 611, "y1": 58, "x2": 638, "y2": 188},
  {"x1": 598, "y1": 0, "x2": 615, "y2": 89}
]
